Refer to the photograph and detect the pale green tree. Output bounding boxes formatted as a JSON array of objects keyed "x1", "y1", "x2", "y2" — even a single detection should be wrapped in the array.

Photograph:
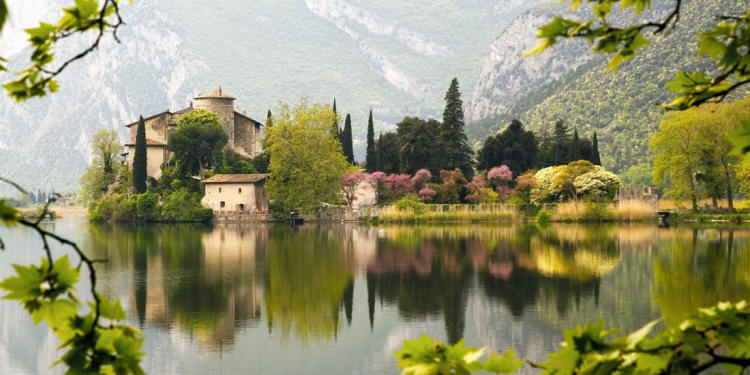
[
  {"x1": 78, "y1": 129, "x2": 122, "y2": 204},
  {"x1": 168, "y1": 109, "x2": 228, "y2": 180},
  {"x1": 264, "y1": 100, "x2": 350, "y2": 214}
]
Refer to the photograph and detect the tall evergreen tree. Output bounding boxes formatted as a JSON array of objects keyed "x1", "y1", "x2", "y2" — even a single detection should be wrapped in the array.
[
  {"x1": 343, "y1": 114, "x2": 355, "y2": 164},
  {"x1": 438, "y1": 78, "x2": 474, "y2": 178},
  {"x1": 266, "y1": 110, "x2": 273, "y2": 128},
  {"x1": 133, "y1": 115, "x2": 148, "y2": 194},
  {"x1": 397, "y1": 117, "x2": 440, "y2": 175},
  {"x1": 551, "y1": 120, "x2": 571, "y2": 165},
  {"x1": 568, "y1": 129, "x2": 582, "y2": 162},
  {"x1": 331, "y1": 99, "x2": 340, "y2": 143},
  {"x1": 477, "y1": 119, "x2": 537, "y2": 175},
  {"x1": 591, "y1": 132, "x2": 602, "y2": 165},
  {"x1": 365, "y1": 110, "x2": 377, "y2": 172}
]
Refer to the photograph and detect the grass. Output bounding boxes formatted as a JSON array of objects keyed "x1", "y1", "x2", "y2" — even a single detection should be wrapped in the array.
[
  {"x1": 550, "y1": 201, "x2": 658, "y2": 222},
  {"x1": 379, "y1": 204, "x2": 517, "y2": 223}
]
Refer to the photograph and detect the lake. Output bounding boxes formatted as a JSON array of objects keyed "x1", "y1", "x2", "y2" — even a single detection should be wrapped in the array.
[{"x1": 1, "y1": 217, "x2": 748, "y2": 374}]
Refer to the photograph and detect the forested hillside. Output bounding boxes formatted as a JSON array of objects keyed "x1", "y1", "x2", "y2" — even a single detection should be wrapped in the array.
[{"x1": 466, "y1": 0, "x2": 740, "y2": 173}]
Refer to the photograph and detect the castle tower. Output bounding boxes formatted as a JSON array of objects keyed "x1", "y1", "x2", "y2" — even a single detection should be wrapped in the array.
[{"x1": 195, "y1": 88, "x2": 236, "y2": 148}]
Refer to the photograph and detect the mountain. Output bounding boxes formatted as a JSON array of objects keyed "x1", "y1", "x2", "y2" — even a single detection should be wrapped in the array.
[
  {"x1": 465, "y1": 0, "x2": 731, "y2": 173},
  {"x1": 0, "y1": 0, "x2": 543, "y2": 195}
]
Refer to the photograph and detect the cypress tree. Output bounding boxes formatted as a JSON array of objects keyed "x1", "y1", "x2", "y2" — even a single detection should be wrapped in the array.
[
  {"x1": 365, "y1": 110, "x2": 376, "y2": 172},
  {"x1": 438, "y1": 78, "x2": 474, "y2": 178},
  {"x1": 133, "y1": 115, "x2": 148, "y2": 194},
  {"x1": 591, "y1": 132, "x2": 602, "y2": 165},
  {"x1": 343, "y1": 114, "x2": 355, "y2": 164},
  {"x1": 552, "y1": 120, "x2": 570, "y2": 165},
  {"x1": 568, "y1": 129, "x2": 582, "y2": 162},
  {"x1": 331, "y1": 99, "x2": 340, "y2": 143},
  {"x1": 266, "y1": 109, "x2": 273, "y2": 128}
]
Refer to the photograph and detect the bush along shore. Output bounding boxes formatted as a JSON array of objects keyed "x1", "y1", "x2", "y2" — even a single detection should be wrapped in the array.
[
  {"x1": 369, "y1": 197, "x2": 659, "y2": 224},
  {"x1": 90, "y1": 190, "x2": 213, "y2": 223}
]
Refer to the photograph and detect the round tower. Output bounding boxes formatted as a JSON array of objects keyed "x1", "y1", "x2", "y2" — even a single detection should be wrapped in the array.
[{"x1": 194, "y1": 88, "x2": 236, "y2": 148}]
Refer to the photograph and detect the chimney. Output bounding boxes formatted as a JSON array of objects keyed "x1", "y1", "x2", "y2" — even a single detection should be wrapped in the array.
[
  {"x1": 243, "y1": 111, "x2": 247, "y2": 115},
  {"x1": 189, "y1": 101, "x2": 193, "y2": 109}
]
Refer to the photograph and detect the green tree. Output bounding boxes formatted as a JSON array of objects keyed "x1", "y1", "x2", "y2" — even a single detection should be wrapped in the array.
[
  {"x1": 133, "y1": 115, "x2": 148, "y2": 194},
  {"x1": 397, "y1": 117, "x2": 441, "y2": 175},
  {"x1": 376, "y1": 132, "x2": 400, "y2": 174},
  {"x1": 366, "y1": 110, "x2": 376, "y2": 173},
  {"x1": 264, "y1": 100, "x2": 350, "y2": 214},
  {"x1": 266, "y1": 109, "x2": 273, "y2": 127},
  {"x1": 331, "y1": 98, "x2": 340, "y2": 144},
  {"x1": 78, "y1": 129, "x2": 122, "y2": 204},
  {"x1": 343, "y1": 113, "x2": 355, "y2": 164},
  {"x1": 568, "y1": 129, "x2": 582, "y2": 162},
  {"x1": 438, "y1": 78, "x2": 474, "y2": 178},
  {"x1": 619, "y1": 163, "x2": 654, "y2": 187},
  {"x1": 167, "y1": 109, "x2": 228, "y2": 180},
  {"x1": 590, "y1": 132, "x2": 601, "y2": 166},
  {"x1": 551, "y1": 120, "x2": 570, "y2": 166},
  {"x1": 477, "y1": 119, "x2": 537, "y2": 176}
]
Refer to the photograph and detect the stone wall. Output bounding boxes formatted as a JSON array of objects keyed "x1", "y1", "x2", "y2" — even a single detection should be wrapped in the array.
[
  {"x1": 233, "y1": 114, "x2": 258, "y2": 157},
  {"x1": 300, "y1": 206, "x2": 362, "y2": 222},
  {"x1": 615, "y1": 187, "x2": 659, "y2": 212},
  {"x1": 214, "y1": 213, "x2": 276, "y2": 222}
]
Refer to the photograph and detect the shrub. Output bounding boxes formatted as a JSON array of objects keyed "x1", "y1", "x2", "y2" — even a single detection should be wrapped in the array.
[
  {"x1": 394, "y1": 195, "x2": 426, "y2": 215},
  {"x1": 536, "y1": 209, "x2": 551, "y2": 223},
  {"x1": 161, "y1": 189, "x2": 213, "y2": 222},
  {"x1": 583, "y1": 203, "x2": 615, "y2": 222},
  {"x1": 136, "y1": 192, "x2": 161, "y2": 221},
  {"x1": 111, "y1": 196, "x2": 137, "y2": 222}
]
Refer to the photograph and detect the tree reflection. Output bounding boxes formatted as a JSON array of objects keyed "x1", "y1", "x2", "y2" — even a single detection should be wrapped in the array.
[
  {"x1": 263, "y1": 226, "x2": 354, "y2": 342},
  {"x1": 653, "y1": 228, "x2": 750, "y2": 325}
]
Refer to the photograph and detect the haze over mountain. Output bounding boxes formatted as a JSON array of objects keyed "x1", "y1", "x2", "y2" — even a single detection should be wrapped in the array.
[
  {"x1": 0, "y1": 0, "x2": 540, "y2": 194},
  {"x1": 0, "y1": 0, "x2": 738, "y2": 194}
]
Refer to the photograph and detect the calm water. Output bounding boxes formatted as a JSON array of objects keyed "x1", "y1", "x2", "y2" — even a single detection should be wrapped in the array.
[{"x1": 1, "y1": 217, "x2": 749, "y2": 374}]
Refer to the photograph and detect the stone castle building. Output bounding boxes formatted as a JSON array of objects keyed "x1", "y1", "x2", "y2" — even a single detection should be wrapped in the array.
[{"x1": 125, "y1": 88, "x2": 263, "y2": 178}]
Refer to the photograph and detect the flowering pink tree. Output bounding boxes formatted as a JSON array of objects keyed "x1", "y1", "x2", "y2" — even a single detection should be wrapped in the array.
[
  {"x1": 340, "y1": 172, "x2": 372, "y2": 207},
  {"x1": 385, "y1": 174, "x2": 414, "y2": 200},
  {"x1": 411, "y1": 169, "x2": 432, "y2": 191},
  {"x1": 419, "y1": 187, "x2": 437, "y2": 202},
  {"x1": 487, "y1": 166, "x2": 513, "y2": 201},
  {"x1": 465, "y1": 174, "x2": 488, "y2": 203}
]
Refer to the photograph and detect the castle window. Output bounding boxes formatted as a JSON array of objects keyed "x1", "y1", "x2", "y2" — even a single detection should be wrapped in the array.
[
  {"x1": 220, "y1": 201, "x2": 225, "y2": 208},
  {"x1": 239, "y1": 188, "x2": 242, "y2": 193},
  {"x1": 219, "y1": 187, "x2": 222, "y2": 193}
]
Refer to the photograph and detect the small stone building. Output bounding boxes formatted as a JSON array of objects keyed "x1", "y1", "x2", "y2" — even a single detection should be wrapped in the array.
[
  {"x1": 124, "y1": 88, "x2": 263, "y2": 178},
  {"x1": 201, "y1": 174, "x2": 270, "y2": 212}
]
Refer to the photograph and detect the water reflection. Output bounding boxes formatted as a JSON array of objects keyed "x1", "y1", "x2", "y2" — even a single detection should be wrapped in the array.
[{"x1": 5, "y1": 221, "x2": 742, "y2": 374}]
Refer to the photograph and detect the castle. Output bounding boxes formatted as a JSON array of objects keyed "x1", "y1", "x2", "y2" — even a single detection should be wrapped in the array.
[{"x1": 124, "y1": 89, "x2": 263, "y2": 178}]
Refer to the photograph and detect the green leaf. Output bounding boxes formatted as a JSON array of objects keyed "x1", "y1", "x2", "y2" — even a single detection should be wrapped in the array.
[
  {"x1": 0, "y1": 0, "x2": 7, "y2": 32},
  {"x1": 31, "y1": 299, "x2": 77, "y2": 328},
  {"x1": 542, "y1": 345, "x2": 581, "y2": 374},
  {"x1": 0, "y1": 200, "x2": 18, "y2": 226},
  {"x1": 0, "y1": 262, "x2": 44, "y2": 302},
  {"x1": 25, "y1": 23, "x2": 57, "y2": 46},
  {"x1": 89, "y1": 293, "x2": 127, "y2": 322},
  {"x1": 626, "y1": 320, "x2": 659, "y2": 350},
  {"x1": 634, "y1": 353, "x2": 671, "y2": 374},
  {"x1": 483, "y1": 349, "x2": 524, "y2": 374}
]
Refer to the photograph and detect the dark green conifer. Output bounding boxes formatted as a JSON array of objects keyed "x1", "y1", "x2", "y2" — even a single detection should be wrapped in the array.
[
  {"x1": 133, "y1": 115, "x2": 148, "y2": 194},
  {"x1": 591, "y1": 132, "x2": 602, "y2": 165},
  {"x1": 331, "y1": 99, "x2": 340, "y2": 143},
  {"x1": 366, "y1": 110, "x2": 376, "y2": 172},
  {"x1": 568, "y1": 129, "x2": 582, "y2": 162},
  {"x1": 266, "y1": 110, "x2": 273, "y2": 127},
  {"x1": 343, "y1": 114, "x2": 355, "y2": 164},
  {"x1": 438, "y1": 78, "x2": 474, "y2": 178},
  {"x1": 552, "y1": 120, "x2": 570, "y2": 165}
]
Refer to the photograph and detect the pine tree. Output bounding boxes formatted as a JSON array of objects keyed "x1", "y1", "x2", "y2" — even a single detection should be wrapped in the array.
[
  {"x1": 365, "y1": 110, "x2": 376, "y2": 172},
  {"x1": 438, "y1": 78, "x2": 474, "y2": 178},
  {"x1": 331, "y1": 99, "x2": 340, "y2": 143},
  {"x1": 266, "y1": 110, "x2": 273, "y2": 128},
  {"x1": 343, "y1": 114, "x2": 355, "y2": 164},
  {"x1": 133, "y1": 115, "x2": 148, "y2": 194},
  {"x1": 568, "y1": 129, "x2": 582, "y2": 162},
  {"x1": 590, "y1": 132, "x2": 602, "y2": 165}
]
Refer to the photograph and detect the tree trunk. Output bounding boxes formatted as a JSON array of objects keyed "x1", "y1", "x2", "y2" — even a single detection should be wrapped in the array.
[{"x1": 721, "y1": 157, "x2": 734, "y2": 210}]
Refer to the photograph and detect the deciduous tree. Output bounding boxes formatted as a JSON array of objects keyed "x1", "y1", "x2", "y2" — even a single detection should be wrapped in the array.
[
  {"x1": 264, "y1": 100, "x2": 350, "y2": 214},
  {"x1": 78, "y1": 129, "x2": 122, "y2": 204}
]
